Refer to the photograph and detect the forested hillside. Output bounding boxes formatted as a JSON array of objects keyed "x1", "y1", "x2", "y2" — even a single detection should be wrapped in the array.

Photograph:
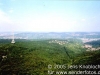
[
  {"x1": 85, "y1": 40, "x2": 100, "y2": 48},
  {"x1": 0, "y1": 39, "x2": 100, "y2": 75}
]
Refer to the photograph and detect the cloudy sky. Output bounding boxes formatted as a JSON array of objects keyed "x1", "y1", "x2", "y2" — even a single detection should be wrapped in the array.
[{"x1": 0, "y1": 0, "x2": 100, "y2": 32}]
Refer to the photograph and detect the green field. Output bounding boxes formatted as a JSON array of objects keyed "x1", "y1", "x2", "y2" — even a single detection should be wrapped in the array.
[{"x1": 0, "y1": 39, "x2": 100, "y2": 75}]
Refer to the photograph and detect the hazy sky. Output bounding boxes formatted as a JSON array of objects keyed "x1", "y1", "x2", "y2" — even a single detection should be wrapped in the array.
[{"x1": 0, "y1": 0, "x2": 100, "y2": 32}]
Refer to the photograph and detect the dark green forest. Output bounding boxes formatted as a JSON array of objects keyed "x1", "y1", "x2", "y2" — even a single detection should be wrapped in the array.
[
  {"x1": 85, "y1": 40, "x2": 100, "y2": 48},
  {"x1": 0, "y1": 39, "x2": 100, "y2": 75}
]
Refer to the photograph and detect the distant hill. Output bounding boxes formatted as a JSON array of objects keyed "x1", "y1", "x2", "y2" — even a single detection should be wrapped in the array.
[{"x1": 0, "y1": 32, "x2": 100, "y2": 39}]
